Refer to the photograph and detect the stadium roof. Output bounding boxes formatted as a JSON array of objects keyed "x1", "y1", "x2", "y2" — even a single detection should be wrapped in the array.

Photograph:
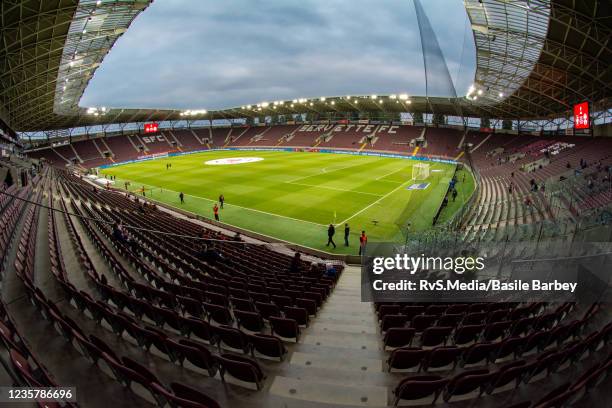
[
  {"x1": 1, "y1": 0, "x2": 611, "y2": 133},
  {"x1": 465, "y1": 0, "x2": 611, "y2": 119}
]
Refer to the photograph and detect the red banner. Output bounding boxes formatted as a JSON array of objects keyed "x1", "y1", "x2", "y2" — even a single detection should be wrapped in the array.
[
  {"x1": 144, "y1": 122, "x2": 159, "y2": 133},
  {"x1": 573, "y1": 102, "x2": 589, "y2": 129}
]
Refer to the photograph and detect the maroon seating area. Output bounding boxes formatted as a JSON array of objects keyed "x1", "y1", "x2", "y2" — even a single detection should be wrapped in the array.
[
  {"x1": 377, "y1": 301, "x2": 612, "y2": 406},
  {"x1": 103, "y1": 135, "x2": 139, "y2": 162},
  {"x1": 464, "y1": 134, "x2": 612, "y2": 232},
  {"x1": 171, "y1": 129, "x2": 206, "y2": 151},
  {"x1": 0, "y1": 166, "x2": 346, "y2": 406},
  {"x1": 139, "y1": 133, "x2": 175, "y2": 155}
]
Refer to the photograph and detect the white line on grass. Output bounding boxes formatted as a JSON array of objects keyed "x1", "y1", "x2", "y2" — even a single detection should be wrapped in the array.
[
  {"x1": 120, "y1": 179, "x2": 330, "y2": 227},
  {"x1": 375, "y1": 167, "x2": 407, "y2": 181},
  {"x1": 336, "y1": 180, "x2": 413, "y2": 226},
  {"x1": 288, "y1": 182, "x2": 383, "y2": 197},
  {"x1": 287, "y1": 159, "x2": 372, "y2": 183}
]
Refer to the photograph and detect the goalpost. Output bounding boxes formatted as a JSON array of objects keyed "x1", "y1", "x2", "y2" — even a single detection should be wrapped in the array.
[{"x1": 412, "y1": 162, "x2": 430, "y2": 180}]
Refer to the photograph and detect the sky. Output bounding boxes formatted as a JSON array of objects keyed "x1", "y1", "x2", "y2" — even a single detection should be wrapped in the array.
[{"x1": 80, "y1": 0, "x2": 475, "y2": 111}]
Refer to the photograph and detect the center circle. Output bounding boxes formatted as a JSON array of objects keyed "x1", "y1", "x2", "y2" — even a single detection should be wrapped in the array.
[{"x1": 204, "y1": 157, "x2": 264, "y2": 166}]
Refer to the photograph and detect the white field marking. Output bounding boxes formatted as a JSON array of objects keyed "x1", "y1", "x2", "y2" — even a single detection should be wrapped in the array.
[
  {"x1": 288, "y1": 182, "x2": 383, "y2": 197},
  {"x1": 336, "y1": 179, "x2": 413, "y2": 226},
  {"x1": 287, "y1": 159, "x2": 374, "y2": 183},
  {"x1": 375, "y1": 167, "x2": 409, "y2": 181},
  {"x1": 118, "y1": 178, "x2": 329, "y2": 227}
]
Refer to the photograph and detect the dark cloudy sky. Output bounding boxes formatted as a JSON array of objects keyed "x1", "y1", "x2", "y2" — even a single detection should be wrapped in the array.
[{"x1": 80, "y1": 0, "x2": 475, "y2": 110}]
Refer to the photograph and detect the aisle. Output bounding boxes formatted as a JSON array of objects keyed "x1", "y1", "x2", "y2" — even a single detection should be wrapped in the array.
[{"x1": 269, "y1": 266, "x2": 395, "y2": 407}]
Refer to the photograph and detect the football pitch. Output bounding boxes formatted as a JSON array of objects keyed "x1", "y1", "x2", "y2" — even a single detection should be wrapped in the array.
[{"x1": 101, "y1": 150, "x2": 474, "y2": 254}]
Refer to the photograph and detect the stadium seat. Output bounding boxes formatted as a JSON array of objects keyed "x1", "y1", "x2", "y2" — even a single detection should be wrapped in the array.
[
  {"x1": 218, "y1": 354, "x2": 265, "y2": 390},
  {"x1": 392, "y1": 375, "x2": 449, "y2": 406}
]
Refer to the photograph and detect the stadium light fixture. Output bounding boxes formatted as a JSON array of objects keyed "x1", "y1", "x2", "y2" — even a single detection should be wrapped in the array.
[
  {"x1": 378, "y1": 99, "x2": 383, "y2": 103},
  {"x1": 477, "y1": 89, "x2": 483, "y2": 96},
  {"x1": 320, "y1": 97, "x2": 326, "y2": 101},
  {"x1": 390, "y1": 94, "x2": 397, "y2": 99},
  {"x1": 407, "y1": 100, "x2": 412, "y2": 104},
  {"x1": 261, "y1": 102, "x2": 269, "y2": 108},
  {"x1": 499, "y1": 92, "x2": 504, "y2": 98},
  {"x1": 331, "y1": 101, "x2": 335, "y2": 105},
  {"x1": 96, "y1": 0, "x2": 102, "y2": 5},
  {"x1": 399, "y1": 94, "x2": 409, "y2": 100},
  {"x1": 309, "y1": 102, "x2": 313, "y2": 106},
  {"x1": 353, "y1": 100, "x2": 358, "y2": 104},
  {"x1": 371, "y1": 94, "x2": 378, "y2": 99}
]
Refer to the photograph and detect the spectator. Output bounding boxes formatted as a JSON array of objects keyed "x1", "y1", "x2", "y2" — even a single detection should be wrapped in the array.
[
  {"x1": 179, "y1": 192, "x2": 184, "y2": 204},
  {"x1": 452, "y1": 189, "x2": 458, "y2": 202},
  {"x1": 289, "y1": 252, "x2": 301, "y2": 274},
  {"x1": 112, "y1": 222, "x2": 125, "y2": 243},
  {"x1": 308, "y1": 262, "x2": 321, "y2": 278},
  {"x1": 324, "y1": 263, "x2": 337, "y2": 279},
  {"x1": 204, "y1": 243, "x2": 224, "y2": 265}
]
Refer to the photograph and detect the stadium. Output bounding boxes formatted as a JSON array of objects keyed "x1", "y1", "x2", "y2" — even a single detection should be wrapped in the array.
[{"x1": 0, "y1": 0, "x2": 611, "y2": 407}]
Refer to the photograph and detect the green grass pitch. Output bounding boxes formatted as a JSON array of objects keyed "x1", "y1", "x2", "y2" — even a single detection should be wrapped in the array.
[{"x1": 101, "y1": 150, "x2": 474, "y2": 254}]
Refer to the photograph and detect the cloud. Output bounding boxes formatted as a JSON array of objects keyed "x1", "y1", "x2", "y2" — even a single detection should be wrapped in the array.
[{"x1": 80, "y1": 0, "x2": 475, "y2": 110}]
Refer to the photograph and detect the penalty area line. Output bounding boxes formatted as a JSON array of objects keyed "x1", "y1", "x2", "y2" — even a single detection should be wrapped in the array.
[
  {"x1": 336, "y1": 180, "x2": 413, "y2": 226},
  {"x1": 114, "y1": 178, "x2": 330, "y2": 228}
]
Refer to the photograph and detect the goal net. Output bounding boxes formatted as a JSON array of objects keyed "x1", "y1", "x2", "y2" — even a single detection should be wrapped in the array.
[{"x1": 412, "y1": 162, "x2": 430, "y2": 180}]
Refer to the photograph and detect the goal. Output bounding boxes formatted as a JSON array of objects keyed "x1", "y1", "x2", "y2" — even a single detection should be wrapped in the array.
[{"x1": 412, "y1": 162, "x2": 430, "y2": 180}]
